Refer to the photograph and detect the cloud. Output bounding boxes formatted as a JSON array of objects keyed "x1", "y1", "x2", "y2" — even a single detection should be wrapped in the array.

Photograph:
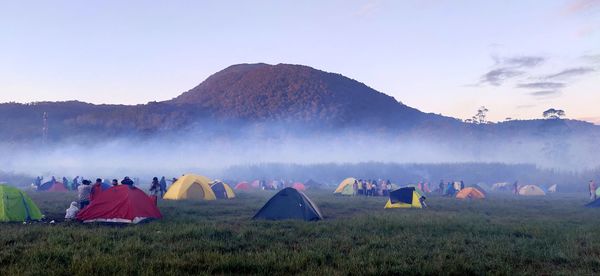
[
  {"x1": 517, "y1": 82, "x2": 566, "y2": 90},
  {"x1": 563, "y1": 0, "x2": 600, "y2": 15},
  {"x1": 545, "y1": 67, "x2": 596, "y2": 79},
  {"x1": 354, "y1": 0, "x2": 382, "y2": 18},
  {"x1": 582, "y1": 54, "x2": 600, "y2": 63},
  {"x1": 516, "y1": 104, "x2": 536, "y2": 109},
  {"x1": 529, "y1": 90, "x2": 562, "y2": 97},
  {"x1": 481, "y1": 68, "x2": 524, "y2": 86},
  {"x1": 503, "y1": 56, "x2": 546, "y2": 68}
]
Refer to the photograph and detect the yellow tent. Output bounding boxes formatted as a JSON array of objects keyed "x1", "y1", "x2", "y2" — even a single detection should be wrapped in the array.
[
  {"x1": 384, "y1": 187, "x2": 422, "y2": 209},
  {"x1": 518, "y1": 185, "x2": 546, "y2": 196},
  {"x1": 210, "y1": 180, "x2": 236, "y2": 199},
  {"x1": 334, "y1": 178, "x2": 356, "y2": 195},
  {"x1": 164, "y1": 174, "x2": 216, "y2": 200}
]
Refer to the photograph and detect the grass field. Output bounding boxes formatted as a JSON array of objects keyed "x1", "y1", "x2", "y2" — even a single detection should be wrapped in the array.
[{"x1": 1, "y1": 189, "x2": 600, "y2": 275}]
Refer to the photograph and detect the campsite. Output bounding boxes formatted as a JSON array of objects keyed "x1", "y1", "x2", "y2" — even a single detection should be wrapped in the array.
[{"x1": 2, "y1": 184, "x2": 600, "y2": 275}]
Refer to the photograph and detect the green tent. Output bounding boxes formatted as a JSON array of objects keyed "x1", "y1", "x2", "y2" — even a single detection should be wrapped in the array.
[{"x1": 0, "y1": 184, "x2": 43, "y2": 222}]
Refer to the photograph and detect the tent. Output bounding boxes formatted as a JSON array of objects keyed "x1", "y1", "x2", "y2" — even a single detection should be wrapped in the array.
[
  {"x1": 492, "y1": 182, "x2": 512, "y2": 191},
  {"x1": 253, "y1": 187, "x2": 323, "y2": 221},
  {"x1": 518, "y1": 185, "x2": 546, "y2": 196},
  {"x1": 406, "y1": 184, "x2": 425, "y2": 197},
  {"x1": 39, "y1": 181, "x2": 68, "y2": 192},
  {"x1": 548, "y1": 184, "x2": 557, "y2": 193},
  {"x1": 76, "y1": 185, "x2": 162, "y2": 224},
  {"x1": 334, "y1": 177, "x2": 356, "y2": 196},
  {"x1": 304, "y1": 179, "x2": 324, "y2": 188},
  {"x1": 163, "y1": 174, "x2": 216, "y2": 201},
  {"x1": 251, "y1": 180, "x2": 260, "y2": 188},
  {"x1": 292, "y1": 182, "x2": 306, "y2": 191},
  {"x1": 235, "y1": 182, "x2": 251, "y2": 190},
  {"x1": 586, "y1": 198, "x2": 600, "y2": 207},
  {"x1": 456, "y1": 187, "x2": 485, "y2": 199},
  {"x1": 385, "y1": 187, "x2": 422, "y2": 209},
  {"x1": 469, "y1": 184, "x2": 488, "y2": 195},
  {"x1": 0, "y1": 184, "x2": 43, "y2": 222},
  {"x1": 210, "y1": 181, "x2": 236, "y2": 199}
]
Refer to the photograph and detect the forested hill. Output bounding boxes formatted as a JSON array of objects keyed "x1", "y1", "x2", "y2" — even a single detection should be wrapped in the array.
[{"x1": 0, "y1": 63, "x2": 597, "y2": 143}]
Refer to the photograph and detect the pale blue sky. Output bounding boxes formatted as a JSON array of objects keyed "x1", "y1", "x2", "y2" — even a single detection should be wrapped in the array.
[{"x1": 0, "y1": 0, "x2": 598, "y2": 122}]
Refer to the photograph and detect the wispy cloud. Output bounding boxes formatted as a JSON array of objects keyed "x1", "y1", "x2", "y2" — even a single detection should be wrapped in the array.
[
  {"x1": 481, "y1": 68, "x2": 524, "y2": 86},
  {"x1": 354, "y1": 0, "x2": 382, "y2": 18},
  {"x1": 517, "y1": 82, "x2": 566, "y2": 90},
  {"x1": 479, "y1": 55, "x2": 544, "y2": 86},
  {"x1": 582, "y1": 54, "x2": 600, "y2": 63},
  {"x1": 545, "y1": 67, "x2": 596, "y2": 79},
  {"x1": 503, "y1": 56, "x2": 546, "y2": 68},
  {"x1": 516, "y1": 104, "x2": 536, "y2": 109},
  {"x1": 529, "y1": 90, "x2": 562, "y2": 97},
  {"x1": 563, "y1": 0, "x2": 600, "y2": 15}
]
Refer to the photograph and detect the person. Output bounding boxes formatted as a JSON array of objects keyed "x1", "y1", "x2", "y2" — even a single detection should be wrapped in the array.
[
  {"x1": 381, "y1": 180, "x2": 388, "y2": 196},
  {"x1": 111, "y1": 179, "x2": 119, "y2": 187},
  {"x1": 90, "y1": 178, "x2": 104, "y2": 201},
  {"x1": 159, "y1": 176, "x2": 167, "y2": 197},
  {"x1": 77, "y1": 180, "x2": 92, "y2": 209},
  {"x1": 65, "y1": 201, "x2": 80, "y2": 220},
  {"x1": 386, "y1": 180, "x2": 392, "y2": 193},
  {"x1": 513, "y1": 181, "x2": 519, "y2": 195},
  {"x1": 72, "y1": 176, "x2": 80, "y2": 189},
  {"x1": 357, "y1": 179, "x2": 364, "y2": 196},
  {"x1": 439, "y1": 180, "x2": 444, "y2": 195},
  {"x1": 419, "y1": 196, "x2": 428, "y2": 208},
  {"x1": 366, "y1": 180, "x2": 373, "y2": 196},
  {"x1": 371, "y1": 181, "x2": 378, "y2": 196},
  {"x1": 149, "y1": 177, "x2": 160, "y2": 197},
  {"x1": 445, "y1": 182, "x2": 455, "y2": 196},
  {"x1": 460, "y1": 180, "x2": 465, "y2": 191},
  {"x1": 418, "y1": 182, "x2": 423, "y2": 192},
  {"x1": 121, "y1": 176, "x2": 134, "y2": 187},
  {"x1": 34, "y1": 176, "x2": 43, "y2": 188},
  {"x1": 352, "y1": 179, "x2": 358, "y2": 196},
  {"x1": 424, "y1": 182, "x2": 430, "y2": 193},
  {"x1": 589, "y1": 180, "x2": 597, "y2": 201},
  {"x1": 170, "y1": 177, "x2": 178, "y2": 184}
]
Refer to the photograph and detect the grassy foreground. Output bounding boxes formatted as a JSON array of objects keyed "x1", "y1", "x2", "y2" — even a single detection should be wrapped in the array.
[{"x1": 1, "y1": 189, "x2": 600, "y2": 275}]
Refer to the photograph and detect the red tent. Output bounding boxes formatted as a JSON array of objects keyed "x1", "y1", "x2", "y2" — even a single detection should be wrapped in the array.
[
  {"x1": 47, "y1": 182, "x2": 68, "y2": 192},
  {"x1": 292, "y1": 182, "x2": 306, "y2": 191},
  {"x1": 76, "y1": 185, "x2": 162, "y2": 224},
  {"x1": 235, "y1": 182, "x2": 251, "y2": 190}
]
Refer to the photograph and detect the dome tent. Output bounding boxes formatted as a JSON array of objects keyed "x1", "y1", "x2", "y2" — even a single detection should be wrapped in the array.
[
  {"x1": 76, "y1": 185, "x2": 162, "y2": 224},
  {"x1": 0, "y1": 184, "x2": 43, "y2": 222},
  {"x1": 334, "y1": 178, "x2": 357, "y2": 196},
  {"x1": 163, "y1": 174, "x2": 216, "y2": 201},
  {"x1": 253, "y1": 188, "x2": 323, "y2": 221}
]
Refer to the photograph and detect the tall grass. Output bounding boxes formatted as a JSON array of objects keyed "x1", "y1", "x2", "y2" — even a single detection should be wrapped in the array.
[{"x1": 1, "y1": 190, "x2": 599, "y2": 275}]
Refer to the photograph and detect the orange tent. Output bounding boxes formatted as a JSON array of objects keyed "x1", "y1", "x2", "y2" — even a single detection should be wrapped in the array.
[
  {"x1": 292, "y1": 182, "x2": 306, "y2": 191},
  {"x1": 235, "y1": 182, "x2": 251, "y2": 190},
  {"x1": 47, "y1": 182, "x2": 69, "y2": 192},
  {"x1": 456, "y1": 187, "x2": 485, "y2": 199}
]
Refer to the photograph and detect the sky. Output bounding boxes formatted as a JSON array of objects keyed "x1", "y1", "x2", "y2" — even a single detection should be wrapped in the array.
[{"x1": 0, "y1": 0, "x2": 598, "y2": 123}]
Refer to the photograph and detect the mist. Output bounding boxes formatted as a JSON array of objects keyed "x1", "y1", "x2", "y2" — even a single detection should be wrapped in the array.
[{"x1": 1, "y1": 120, "x2": 599, "y2": 187}]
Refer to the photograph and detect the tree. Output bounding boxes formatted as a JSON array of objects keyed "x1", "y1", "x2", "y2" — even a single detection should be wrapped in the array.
[
  {"x1": 467, "y1": 106, "x2": 489, "y2": 124},
  {"x1": 543, "y1": 108, "x2": 565, "y2": 120}
]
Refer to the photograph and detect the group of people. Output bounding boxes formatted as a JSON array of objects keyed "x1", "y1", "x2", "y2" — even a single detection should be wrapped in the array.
[
  {"x1": 349, "y1": 179, "x2": 393, "y2": 196},
  {"x1": 437, "y1": 180, "x2": 466, "y2": 196}
]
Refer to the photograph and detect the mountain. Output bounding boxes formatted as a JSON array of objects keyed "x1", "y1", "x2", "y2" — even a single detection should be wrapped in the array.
[
  {"x1": 172, "y1": 63, "x2": 445, "y2": 128},
  {"x1": 0, "y1": 63, "x2": 596, "y2": 145}
]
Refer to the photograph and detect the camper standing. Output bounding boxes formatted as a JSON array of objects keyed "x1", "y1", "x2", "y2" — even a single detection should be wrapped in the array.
[
  {"x1": 77, "y1": 180, "x2": 92, "y2": 209},
  {"x1": 589, "y1": 180, "x2": 596, "y2": 201}
]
